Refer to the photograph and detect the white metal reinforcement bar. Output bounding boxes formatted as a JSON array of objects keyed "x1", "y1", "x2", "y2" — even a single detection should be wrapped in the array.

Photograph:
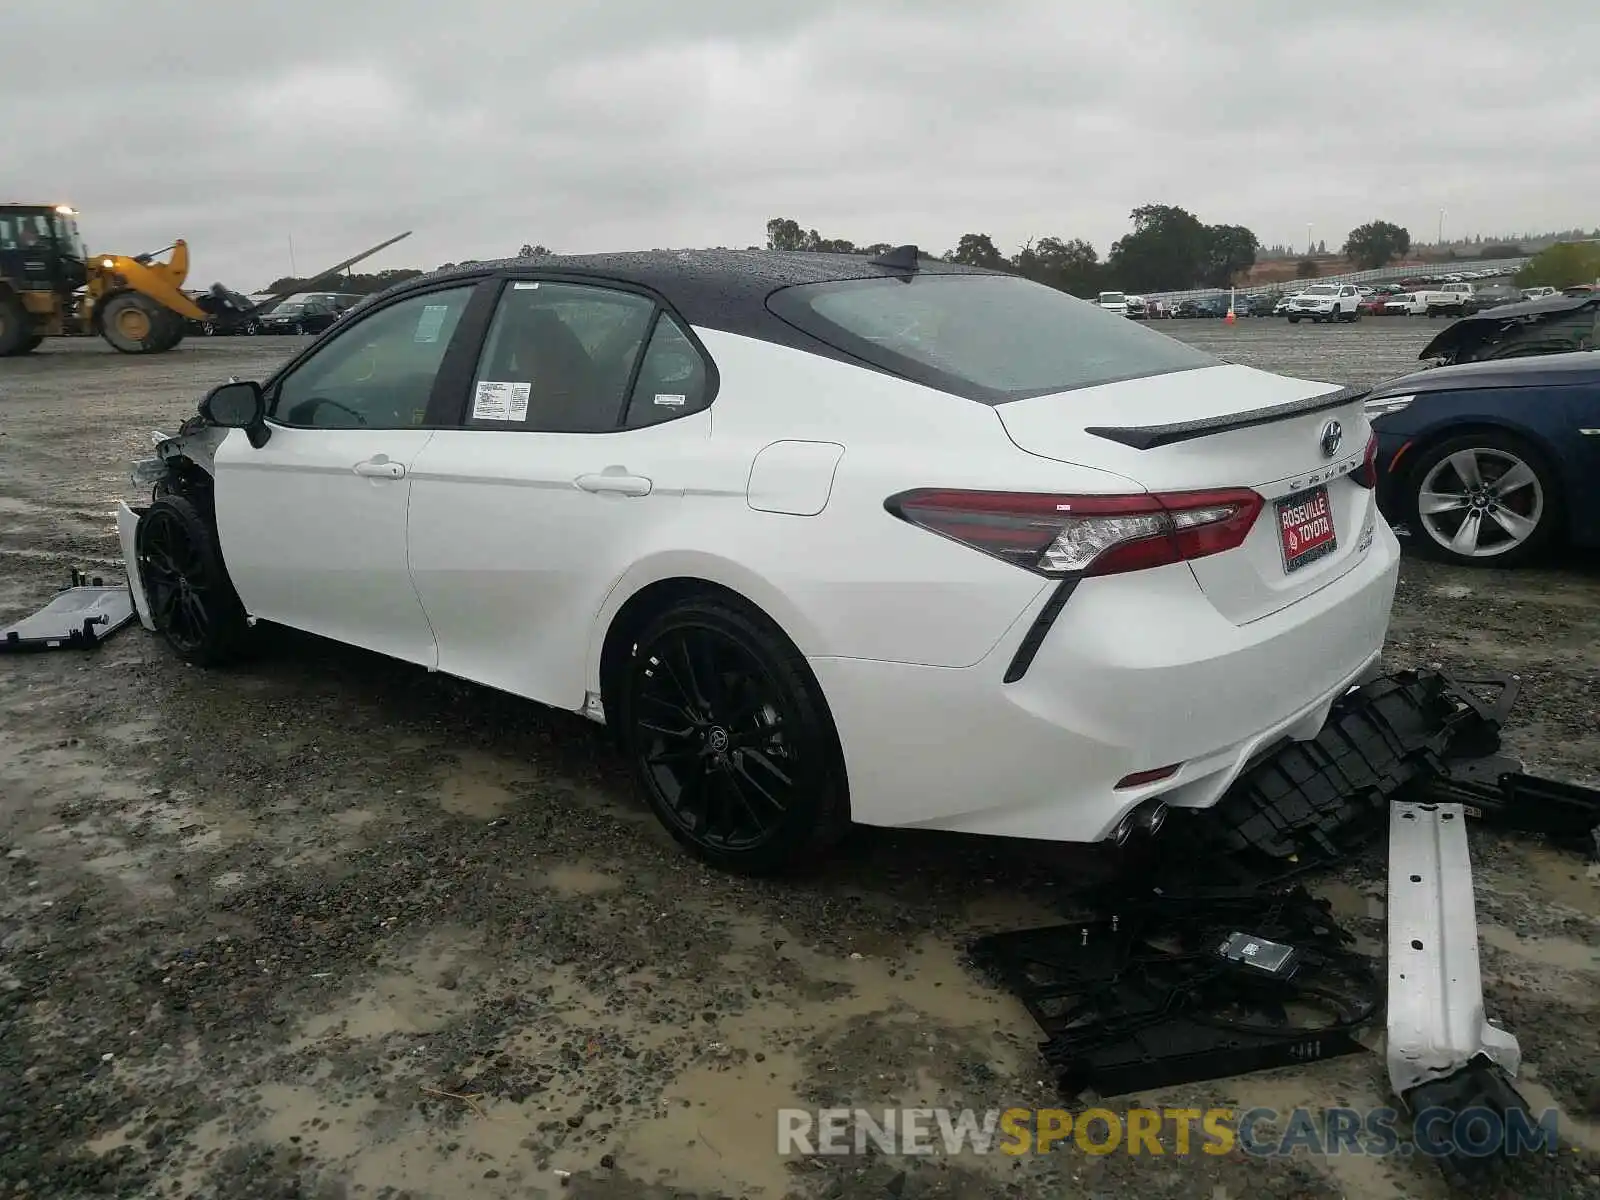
[{"x1": 1386, "y1": 800, "x2": 1520, "y2": 1098}]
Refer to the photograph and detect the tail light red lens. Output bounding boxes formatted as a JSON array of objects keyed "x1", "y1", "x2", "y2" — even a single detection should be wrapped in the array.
[
  {"x1": 885, "y1": 487, "x2": 1264, "y2": 578},
  {"x1": 1353, "y1": 431, "x2": 1380, "y2": 489}
]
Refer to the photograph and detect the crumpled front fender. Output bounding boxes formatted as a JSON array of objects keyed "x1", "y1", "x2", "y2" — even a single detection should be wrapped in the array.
[{"x1": 117, "y1": 501, "x2": 156, "y2": 632}]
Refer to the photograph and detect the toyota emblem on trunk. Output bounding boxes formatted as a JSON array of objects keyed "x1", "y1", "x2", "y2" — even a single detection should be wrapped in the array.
[{"x1": 1320, "y1": 419, "x2": 1343, "y2": 458}]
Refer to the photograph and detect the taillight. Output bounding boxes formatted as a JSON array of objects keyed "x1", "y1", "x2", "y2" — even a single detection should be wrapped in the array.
[
  {"x1": 885, "y1": 487, "x2": 1264, "y2": 578},
  {"x1": 1353, "y1": 431, "x2": 1380, "y2": 489}
]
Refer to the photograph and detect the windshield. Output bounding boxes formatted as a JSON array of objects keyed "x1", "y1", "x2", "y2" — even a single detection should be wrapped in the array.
[
  {"x1": 1098, "y1": 292, "x2": 1125, "y2": 304},
  {"x1": 1303, "y1": 286, "x2": 1338, "y2": 297},
  {"x1": 50, "y1": 214, "x2": 87, "y2": 260},
  {"x1": 766, "y1": 273, "x2": 1218, "y2": 405},
  {"x1": 275, "y1": 303, "x2": 308, "y2": 315}
]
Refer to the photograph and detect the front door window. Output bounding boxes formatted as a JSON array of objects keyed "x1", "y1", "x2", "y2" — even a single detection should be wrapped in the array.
[{"x1": 271, "y1": 286, "x2": 474, "y2": 428}]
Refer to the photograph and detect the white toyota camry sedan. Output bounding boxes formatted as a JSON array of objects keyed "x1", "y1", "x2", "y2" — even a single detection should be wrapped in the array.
[{"x1": 118, "y1": 248, "x2": 1401, "y2": 873}]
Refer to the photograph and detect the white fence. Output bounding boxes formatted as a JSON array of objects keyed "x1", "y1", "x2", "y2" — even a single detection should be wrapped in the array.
[{"x1": 1139, "y1": 257, "x2": 1531, "y2": 305}]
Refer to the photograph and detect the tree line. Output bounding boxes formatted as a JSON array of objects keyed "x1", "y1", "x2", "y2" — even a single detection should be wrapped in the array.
[
  {"x1": 266, "y1": 210, "x2": 1548, "y2": 299},
  {"x1": 767, "y1": 210, "x2": 1426, "y2": 295}
]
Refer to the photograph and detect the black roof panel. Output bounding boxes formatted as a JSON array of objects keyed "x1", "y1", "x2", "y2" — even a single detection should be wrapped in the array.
[{"x1": 380, "y1": 250, "x2": 999, "y2": 368}]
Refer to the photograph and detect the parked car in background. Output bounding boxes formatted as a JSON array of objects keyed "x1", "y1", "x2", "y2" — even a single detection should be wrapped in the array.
[
  {"x1": 1432, "y1": 283, "x2": 1479, "y2": 317},
  {"x1": 1416, "y1": 292, "x2": 1600, "y2": 366},
  {"x1": 181, "y1": 286, "x2": 261, "y2": 337},
  {"x1": 1096, "y1": 291, "x2": 1129, "y2": 316},
  {"x1": 117, "y1": 248, "x2": 1399, "y2": 873},
  {"x1": 1124, "y1": 294, "x2": 1148, "y2": 319},
  {"x1": 1469, "y1": 284, "x2": 1524, "y2": 312},
  {"x1": 1521, "y1": 286, "x2": 1558, "y2": 301},
  {"x1": 1286, "y1": 284, "x2": 1361, "y2": 323},
  {"x1": 1367, "y1": 352, "x2": 1600, "y2": 566},
  {"x1": 1384, "y1": 293, "x2": 1428, "y2": 316},
  {"x1": 1358, "y1": 293, "x2": 1390, "y2": 317},
  {"x1": 259, "y1": 298, "x2": 340, "y2": 335},
  {"x1": 257, "y1": 292, "x2": 365, "y2": 336}
]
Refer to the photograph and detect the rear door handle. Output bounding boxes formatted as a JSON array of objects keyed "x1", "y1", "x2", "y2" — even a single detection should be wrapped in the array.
[
  {"x1": 354, "y1": 458, "x2": 405, "y2": 479},
  {"x1": 575, "y1": 471, "x2": 652, "y2": 497}
]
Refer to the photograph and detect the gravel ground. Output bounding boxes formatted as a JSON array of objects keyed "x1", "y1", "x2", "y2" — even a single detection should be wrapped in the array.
[{"x1": 1, "y1": 324, "x2": 1597, "y2": 1199}]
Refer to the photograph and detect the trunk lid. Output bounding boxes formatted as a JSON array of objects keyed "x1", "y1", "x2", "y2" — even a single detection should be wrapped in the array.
[{"x1": 993, "y1": 363, "x2": 1378, "y2": 625}]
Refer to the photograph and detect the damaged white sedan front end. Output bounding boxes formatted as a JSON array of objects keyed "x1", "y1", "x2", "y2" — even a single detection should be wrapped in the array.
[{"x1": 118, "y1": 422, "x2": 229, "y2": 636}]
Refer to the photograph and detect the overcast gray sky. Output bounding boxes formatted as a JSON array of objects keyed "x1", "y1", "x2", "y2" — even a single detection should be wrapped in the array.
[{"x1": 7, "y1": 1, "x2": 1596, "y2": 290}]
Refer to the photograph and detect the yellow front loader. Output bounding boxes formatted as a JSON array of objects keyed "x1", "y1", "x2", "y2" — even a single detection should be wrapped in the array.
[
  {"x1": 0, "y1": 205, "x2": 412, "y2": 357},
  {"x1": 0, "y1": 204, "x2": 209, "y2": 355}
]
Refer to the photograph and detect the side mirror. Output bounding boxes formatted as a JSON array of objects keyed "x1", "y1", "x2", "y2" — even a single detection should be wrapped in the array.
[{"x1": 199, "y1": 380, "x2": 270, "y2": 447}]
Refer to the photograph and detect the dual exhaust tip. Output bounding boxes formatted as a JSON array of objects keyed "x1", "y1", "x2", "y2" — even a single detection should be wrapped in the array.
[{"x1": 1112, "y1": 797, "x2": 1169, "y2": 846}]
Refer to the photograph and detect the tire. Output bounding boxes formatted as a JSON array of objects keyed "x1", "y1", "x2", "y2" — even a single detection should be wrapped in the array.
[
  {"x1": 243, "y1": 320, "x2": 259, "y2": 336},
  {"x1": 0, "y1": 293, "x2": 31, "y2": 356},
  {"x1": 619, "y1": 595, "x2": 849, "y2": 874},
  {"x1": 100, "y1": 292, "x2": 180, "y2": 353},
  {"x1": 134, "y1": 495, "x2": 252, "y2": 665},
  {"x1": 1288, "y1": 315, "x2": 1301, "y2": 324},
  {"x1": 1402, "y1": 431, "x2": 1562, "y2": 568},
  {"x1": 202, "y1": 322, "x2": 216, "y2": 336},
  {"x1": 149, "y1": 308, "x2": 186, "y2": 352},
  {"x1": 19, "y1": 335, "x2": 42, "y2": 353}
]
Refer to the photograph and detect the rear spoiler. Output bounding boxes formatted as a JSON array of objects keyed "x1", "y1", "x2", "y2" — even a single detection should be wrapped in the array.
[{"x1": 1084, "y1": 384, "x2": 1368, "y2": 450}]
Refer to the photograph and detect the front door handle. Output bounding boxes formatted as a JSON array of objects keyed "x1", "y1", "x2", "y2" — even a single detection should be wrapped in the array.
[
  {"x1": 575, "y1": 471, "x2": 652, "y2": 497},
  {"x1": 354, "y1": 458, "x2": 405, "y2": 479}
]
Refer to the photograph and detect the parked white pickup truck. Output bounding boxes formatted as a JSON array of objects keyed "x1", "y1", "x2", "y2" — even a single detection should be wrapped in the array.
[
  {"x1": 1431, "y1": 282, "x2": 1478, "y2": 317},
  {"x1": 1382, "y1": 290, "x2": 1459, "y2": 316}
]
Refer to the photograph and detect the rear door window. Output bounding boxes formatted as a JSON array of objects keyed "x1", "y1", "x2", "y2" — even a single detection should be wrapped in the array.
[
  {"x1": 468, "y1": 281, "x2": 656, "y2": 432},
  {"x1": 766, "y1": 273, "x2": 1217, "y2": 404}
]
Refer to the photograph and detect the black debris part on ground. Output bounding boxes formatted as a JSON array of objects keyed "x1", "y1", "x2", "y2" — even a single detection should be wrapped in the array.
[
  {"x1": 968, "y1": 884, "x2": 1381, "y2": 1099},
  {"x1": 1429, "y1": 768, "x2": 1600, "y2": 860},
  {"x1": 972, "y1": 665, "x2": 1600, "y2": 1137},
  {"x1": 0, "y1": 570, "x2": 136, "y2": 654},
  {"x1": 1402, "y1": 1056, "x2": 1545, "y2": 1189},
  {"x1": 1204, "y1": 669, "x2": 1520, "y2": 865}
]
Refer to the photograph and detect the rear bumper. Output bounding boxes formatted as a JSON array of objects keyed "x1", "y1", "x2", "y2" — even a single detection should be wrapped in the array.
[{"x1": 812, "y1": 519, "x2": 1401, "y2": 843}]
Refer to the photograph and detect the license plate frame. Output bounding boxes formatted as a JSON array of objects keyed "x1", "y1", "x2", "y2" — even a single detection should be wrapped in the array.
[{"x1": 1276, "y1": 485, "x2": 1337, "y2": 574}]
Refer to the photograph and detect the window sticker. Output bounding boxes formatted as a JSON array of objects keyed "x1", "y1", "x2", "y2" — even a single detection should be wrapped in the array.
[
  {"x1": 654, "y1": 393, "x2": 686, "y2": 407},
  {"x1": 414, "y1": 304, "x2": 450, "y2": 343},
  {"x1": 472, "y1": 380, "x2": 531, "y2": 422}
]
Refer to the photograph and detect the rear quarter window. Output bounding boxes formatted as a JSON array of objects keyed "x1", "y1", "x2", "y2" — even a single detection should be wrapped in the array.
[{"x1": 765, "y1": 274, "x2": 1217, "y2": 404}]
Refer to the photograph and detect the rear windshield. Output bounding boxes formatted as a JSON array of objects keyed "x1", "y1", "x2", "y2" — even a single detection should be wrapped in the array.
[{"x1": 765, "y1": 274, "x2": 1217, "y2": 404}]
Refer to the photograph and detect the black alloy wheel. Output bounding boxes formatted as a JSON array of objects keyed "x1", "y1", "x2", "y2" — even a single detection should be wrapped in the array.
[
  {"x1": 622, "y1": 598, "x2": 848, "y2": 873},
  {"x1": 136, "y1": 495, "x2": 251, "y2": 665}
]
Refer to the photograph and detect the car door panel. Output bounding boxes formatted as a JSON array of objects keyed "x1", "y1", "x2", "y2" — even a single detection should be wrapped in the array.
[
  {"x1": 1561, "y1": 385, "x2": 1600, "y2": 545},
  {"x1": 214, "y1": 427, "x2": 440, "y2": 664},
  {"x1": 405, "y1": 280, "x2": 718, "y2": 709},
  {"x1": 407, "y1": 412, "x2": 710, "y2": 707},
  {"x1": 210, "y1": 283, "x2": 481, "y2": 666}
]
